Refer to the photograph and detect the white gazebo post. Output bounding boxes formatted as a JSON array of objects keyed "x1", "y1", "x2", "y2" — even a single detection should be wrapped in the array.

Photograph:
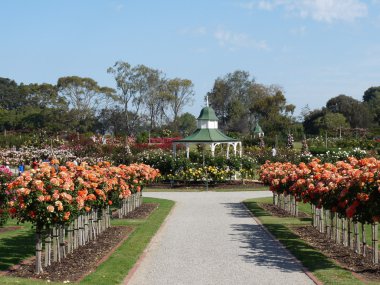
[
  {"x1": 226, "y1": 143, "x2": 230, "y2": 159},
  {"x1": 186, "y1": 143, "x2": 190, "y2": 158},
  {"x1": 233, "y1": 142, "x2": 238, "y2": 156}
]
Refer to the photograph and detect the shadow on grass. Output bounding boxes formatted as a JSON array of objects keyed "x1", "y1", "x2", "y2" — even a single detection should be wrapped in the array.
[{"x1": 0, "y1": 229, "x2": 35, "y2": 270}]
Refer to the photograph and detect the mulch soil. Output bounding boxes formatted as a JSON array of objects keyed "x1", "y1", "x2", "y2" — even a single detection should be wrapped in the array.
[
  {"x1": 123, "y1": 203, "x2": 159, "y2": 219},
  {"x1": 261, "y1": 203, "x2": 380, "y2": 282},
  {"x1": 4, "y1": 202, "x2": 159, "y2": 282},
  {"x1": 111, "y1": 203, "x2": 159, "y2": 219},
  {"x1": 259, "y1": 203, "x2": 309, "y2": 219},
  {"x1": 0, "y1": 226, "x2": 22, "y2": 233},
  {"x1": 293, "y1": 225, "x2": 380, "y2": 282}
]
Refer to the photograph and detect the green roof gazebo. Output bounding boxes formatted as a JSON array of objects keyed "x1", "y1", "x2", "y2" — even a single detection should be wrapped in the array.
[
  {"x1": 173, "y1": 105, "x2": 242, "y2": 158},
  {"x1": 253, "y1": 121, "x2": 264, "y2": 138}
]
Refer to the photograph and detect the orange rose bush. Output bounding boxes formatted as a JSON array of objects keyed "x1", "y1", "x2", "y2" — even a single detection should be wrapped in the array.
[
  {"x1": 5, "y1": 160, "x2": 159, "y2": 273},
  {"x1": 260, "y1": 157, "x2": 380, "y2": 263}
]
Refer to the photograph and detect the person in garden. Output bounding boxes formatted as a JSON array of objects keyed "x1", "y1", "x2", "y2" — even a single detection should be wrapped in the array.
[
  {"x1": 18, "y1": 161, "x2": 25, "y2": 175},
  {"x1": 271, "y1": 146, "x2": 277, "y2": 157}
]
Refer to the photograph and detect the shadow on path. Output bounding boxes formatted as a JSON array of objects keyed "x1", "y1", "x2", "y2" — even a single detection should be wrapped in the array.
[{"x1": 222, "y1": 202, "x2": 304, "y2": 273}]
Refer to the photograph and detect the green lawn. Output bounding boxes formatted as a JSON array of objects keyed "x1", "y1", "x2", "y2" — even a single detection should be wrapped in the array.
[
  {"x1": 0, "y1": 197, "x2": 174, "y2": 285},
  {"x1": 244, "y1": 197, "x2": 378, "y2": 285}
]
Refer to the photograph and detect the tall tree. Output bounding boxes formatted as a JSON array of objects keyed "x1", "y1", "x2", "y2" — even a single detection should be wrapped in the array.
[
  {"x1": 250, "y1": 89, "x2": 295, "y2": 136},
  {"x1": 19, "y1": 83, "x2": 66, "y2": 109},
  {"x1": 138, "y1": 66, "x2": 170, "y2": 130},
  {"x1": 167, "y1": 78, "x2": 194, "y2": 130},
  {"x1": 315, "y1": 112, "x2": 350, "y2": 135},
  {"x1": 108, "y1": 61, "x2": 150, "y2": 134},
  {"x1": 208, "y1": 70, "x2": 254, "y2": 131},
  {"x1": 0, "y1": 77, "x2": 23, "y2": 110},
  {"x1": 176, "y1": 112, "x2": 196, "y2": 136},
  {"x1": 326, "y1": 94, "x2": 372, "y2": 128},
  {"x1": 57, "y1": 76, "x2": 115, "y2": 124},
  {"x1": 363, "y1": 87, "x2": 380, "y2": 126}
]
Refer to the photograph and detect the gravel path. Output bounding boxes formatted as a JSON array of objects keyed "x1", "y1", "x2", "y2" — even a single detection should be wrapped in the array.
[{"x1": 125, "y1": 191, "x2": 315, "y2": 285}]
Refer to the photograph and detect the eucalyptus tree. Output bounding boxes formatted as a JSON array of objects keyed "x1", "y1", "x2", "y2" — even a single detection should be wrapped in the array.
[
  {"x1": 136, "y1": 65, "x2": 170, "y2": 130},
  {"x1": 207, "y1": 70, "x2": 295, "y2": 135},
  {"x1": 108, "y1": 61, "x2": 151, "y2": 134},
  {"x1": 167, "y1": 78, "x2": 194, "y2": 130},
  {"x1": 363, "y1": 87, "x2": 380, "y2": 126},
  {"x1": 207, "y1": 70, "x2": 253, "y2": 130},
  {"x1": 326, "y1": 94, "x2": 372, "y2": 128},
  {"x1": 57, "y1": 76, "x2": 115, "y2": 127}
]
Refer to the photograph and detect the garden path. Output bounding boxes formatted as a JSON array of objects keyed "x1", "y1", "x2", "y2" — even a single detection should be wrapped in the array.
[{"x1": 125, "y1": 191, "x2": 315, "y2": 285}]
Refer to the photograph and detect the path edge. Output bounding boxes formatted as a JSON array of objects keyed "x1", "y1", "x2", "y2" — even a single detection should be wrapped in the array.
[
  {"x1": 241, "y1": 202, "x2": 323, "y2": 285},
  {"x1": 123, "y1": 202, "x2": 177, "y2": 284}
]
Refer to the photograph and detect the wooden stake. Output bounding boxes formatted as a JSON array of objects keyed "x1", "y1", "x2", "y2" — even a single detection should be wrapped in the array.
[
  {"x1": 354, "y1": 222, "x2": 361, "y2": 254},
  {"x1": 330, "y1": 212, "x2": 335, "y2": 241},
  {"x1": 362, "y1": 223, "x2": 366, "y2": 257},
  {"x1": 342, "y1": 218, "x2": 347, "y2": 246},
  {"x1": 35, "y1": 228, "x2": 43, "y2": 274},
  {"x1": 348, "y1": 219, "x2": 353, "y2": 250},
  {"x1": 372, "y1": 223, "x2": 378, "y2": 264},
  {"x1": 319, "y1": 208, "x2": 324, "y2": 233},
  {"x1": 326, "y1": 210, "x2": 330, "y2": 237},
  {"x1": 44, "y1": 228, "x2": 52, "y2": 267},
  {"x1": 59, "y1": 226, "x2": 66, "y2": 258},
  {"x1": 67, "y1": 223, "x2": 73, "y2": 254},
  {"x1": 74, "y1": 218, "x2": 78, "y2": 249},
  {"x1": 336, "y1": 217, "x2": 340, "y2": 244},
  {"x1": 52, "y1": 227, "x2": 58, "y2": 262}
]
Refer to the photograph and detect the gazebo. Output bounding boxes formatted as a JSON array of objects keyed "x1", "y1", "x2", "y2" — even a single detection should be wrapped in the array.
[
  {"x1": 172, "y1": 106, "x2": 242, "y2": 158},
  {"x1": 253, "y1": 121, "x2": 264, "y2": 138}
]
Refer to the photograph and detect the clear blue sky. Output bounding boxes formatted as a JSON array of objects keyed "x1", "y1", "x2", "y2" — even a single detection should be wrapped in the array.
[{"x1": 1, "y1": 0, "x2": 380, "y2": 117}]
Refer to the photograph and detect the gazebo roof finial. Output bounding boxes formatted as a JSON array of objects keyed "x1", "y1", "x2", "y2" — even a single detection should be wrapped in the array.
[{"x1": 205, "y1": 95, "x2": 209, "y2": 107}]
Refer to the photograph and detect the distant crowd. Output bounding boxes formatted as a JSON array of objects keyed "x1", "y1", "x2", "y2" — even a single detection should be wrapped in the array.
[{"x1": 2, "y1": 156, "x2": 79, "y2": 176}]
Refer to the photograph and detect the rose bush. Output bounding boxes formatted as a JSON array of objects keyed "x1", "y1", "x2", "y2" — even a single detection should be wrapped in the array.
[
  {"x1": 5, "y1": 161, "x2": 159, "y2": 228},
  {"x1": 260, "y1": 157, "x2": 380, "y2": 224}
]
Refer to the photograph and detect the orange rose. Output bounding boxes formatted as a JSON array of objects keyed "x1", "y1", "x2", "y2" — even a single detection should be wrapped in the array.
[
  {"x1": 63, "y1": 211, "x2": 70, "y2": 221},
  {"x1": 47, "y1": 205, "x2": 54, "y2": 213}
]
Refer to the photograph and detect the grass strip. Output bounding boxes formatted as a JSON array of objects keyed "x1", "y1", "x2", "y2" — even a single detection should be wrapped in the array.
[
  {"x1": 0, "y1": 197, "x2": 174, "y2": 285},
  {"x1": 244, "y1": 197, "x2": 377, "y2": 285}
]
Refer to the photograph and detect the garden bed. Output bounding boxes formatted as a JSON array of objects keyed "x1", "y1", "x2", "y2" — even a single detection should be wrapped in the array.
[
  {"x1": 6, "y1": 226, "x2": 134, "y2": 282},
  {"x1": 294, "y1": 225, "x2": 380, "y2": 282},
  {"x1": 4, "y1": 202, "x2": 159, "y2": 282},
  {"x1": 259, "y1": 203, "x2": 309, "y2": 219},
  {"x1": 0, "y1": 226, "x2": 22, "y2": 234},
  {"x1": 262, "y1": 202, "x2": 380, "y2": 282},
  {"x1": 123, "y1": 203, "x2": 159, "y2": 219}
]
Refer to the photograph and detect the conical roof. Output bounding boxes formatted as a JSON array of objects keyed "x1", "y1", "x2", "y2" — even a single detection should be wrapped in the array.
[
  {"x1": 254, "y1": 122, "x2": 263, "y2": 134},
  {"x1": 176, "y1": 128, "x2": 238, "y2": 143},
  {"x1": 197, "y1": 107, "x2": 218, "y2": 121}
]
